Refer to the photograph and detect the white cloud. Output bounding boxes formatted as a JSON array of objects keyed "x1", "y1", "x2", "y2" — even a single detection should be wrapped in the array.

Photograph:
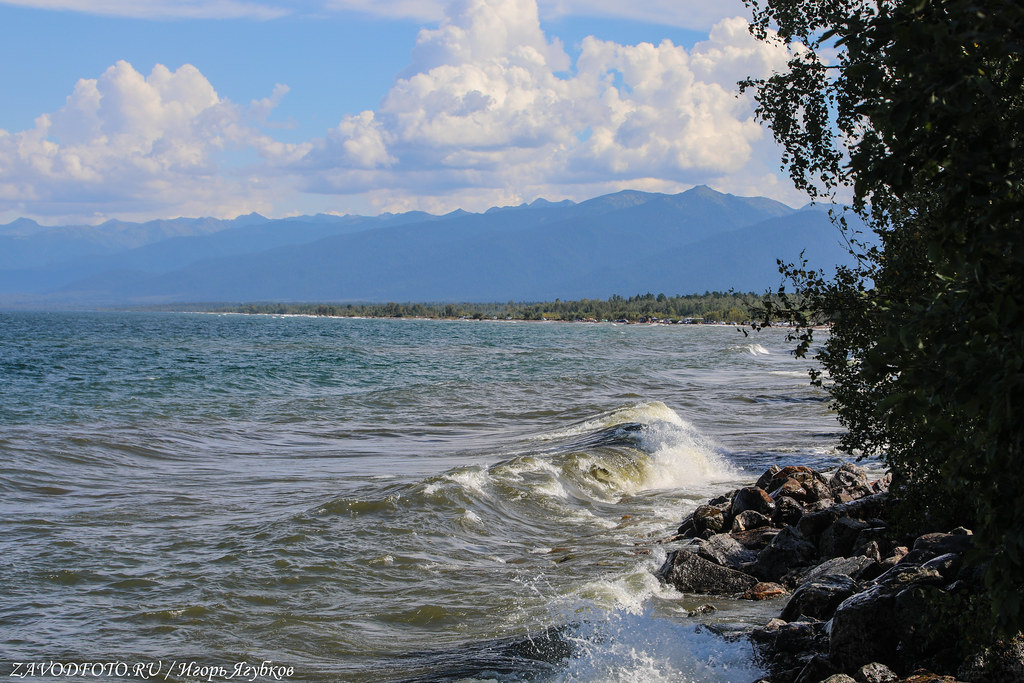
[
  {"x1": 0, "y1": 61, "x2": 293, "y2": 222},
  {"x1": 282, "y1": 0, "x2": 798, "y2": 213},
  {"x1": 0, "y1": 0, "x2": 806, "y2": 223}
]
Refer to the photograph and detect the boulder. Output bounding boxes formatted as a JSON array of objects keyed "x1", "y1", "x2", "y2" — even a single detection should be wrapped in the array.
[
  {"x1": 696, "y1": 533, "x2": 757, "y2": 570},
  {"x1": 731, "y1": 486, "x2": 776, "y2": 517},
  {"x1": 820, "y1": 516, "x2": 871, "y2": 559},
  {"x1": 657, "y1": 549, "x2": 758, "y2": 595},
  {"x1": 731, "y1": 527, "x2": 780, "y2": 551},
  {"x1": 744, "y1": 582, "x2": 788, "y2": 601},
  {"x1": 798, "y1": 492, "x2": 888, "y2": 538},
  {"x1": 751, "y1": 619, "x2": 828, "y2": 677},
  {"x1": 781, "y1": 574, "x2": 861, "y2": 622},
  {"x1": 920, "y1": 553, "x2": 963, "y2": 582},
  {"x1": 821, "y1": 675, "x2": 858, "y2": 683},
  {"x1": 855, "y1": 662, "x2": 898, "y2": 683},
  {"x1": 830, "y1": 462, "x2": 874, "y2": 501},
  {"x1": 691, "y1": 504, "x2": 727, "y2": 536},
  {"x1": 755, "y1": 465, "x2": 783, "y2": 490},
  {"x1": 748, "y1": 526, "x2": 819, "y2": 583},
  {"x1": 773, "y1": 495, "x2": 805, "y2": 527},
  {"x1": 732, "y1": 509, "x2": 772, "y2": 532},
  {"x1": 794, "y1": 654, "x2": 841, "y2": 683},
  {"x1": 912, "y1": 532, "x2": 975, "y2": 558},
  {"x1": 797, "y1": 555, "x2": 878, "y2": 586}
]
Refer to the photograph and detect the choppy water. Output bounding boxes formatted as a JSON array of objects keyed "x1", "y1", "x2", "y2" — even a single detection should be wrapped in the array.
[{"x1": 0, "y1": 312, "x2": 842, "y2": 682}]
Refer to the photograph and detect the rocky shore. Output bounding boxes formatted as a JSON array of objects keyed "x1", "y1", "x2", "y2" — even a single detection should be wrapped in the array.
[{"x1": 655, "y1": 463, "x2": 1023, "y2": 682}]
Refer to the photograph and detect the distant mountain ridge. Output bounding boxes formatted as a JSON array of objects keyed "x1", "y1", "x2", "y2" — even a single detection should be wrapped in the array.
[{"x1": 0, "y1": 187, "x2": 858, "y2": 308}]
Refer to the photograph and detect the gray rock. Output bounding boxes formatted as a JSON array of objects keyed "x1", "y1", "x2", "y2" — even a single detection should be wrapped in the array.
[
  {"x1": 657, "y1": 549, "x2": 758, "y2": 595},
  {"x1": 829, "y1": 584, "x2": 899, "y2": 669},
  {"x1": 822, "y1": 675, "x2": 858, "y2": 683},
  {"x1": 781, "y1": 574, "x2": 861, "y2": 622},
  {"x1": 855, "y1": 662, "x2": 898, "y2": 683},
  {"x1": 749, "y1": 526, "x2": 819, "y2": 583},
  {"x1": 696, "y1": 533, "x2": 756, "y2": 570},
  {"x1": 797, "y1": 556, "x2": 878, "y2": 586},
  {"x1": 731, "y1": 527, "x2": 780, "y2": 550},
  {"x1": 830, "y1": 462, "x2": 873, "y2": 500},
  {"x1": 921, "y1": 552, "x2": 963, "y2": 582}
]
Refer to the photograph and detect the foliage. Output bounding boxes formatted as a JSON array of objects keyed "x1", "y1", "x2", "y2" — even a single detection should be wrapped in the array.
[
  {"x1": 744, "y1": 0, "x2": 1024, "y2": 636},
  {"x1": 158, "y1": 291, "x2": 767, "y2": 325}
]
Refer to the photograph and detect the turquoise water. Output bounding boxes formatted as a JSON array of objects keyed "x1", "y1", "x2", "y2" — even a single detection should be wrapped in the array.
[{"x1": 0, "y1": 312, "x2": 840, "y2": 681}]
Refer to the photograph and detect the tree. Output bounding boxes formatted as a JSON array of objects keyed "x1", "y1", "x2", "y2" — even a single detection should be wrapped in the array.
[{"x1": 744, "y1": 0, "x2": 1024, "y2": 636}]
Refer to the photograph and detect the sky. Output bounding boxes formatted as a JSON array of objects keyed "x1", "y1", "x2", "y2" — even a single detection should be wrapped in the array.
[{"x1": 0, "y1": 0, "x2": 802, "y2": 225}]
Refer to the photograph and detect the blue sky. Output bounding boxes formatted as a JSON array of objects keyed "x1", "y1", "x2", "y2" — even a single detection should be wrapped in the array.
[{"x1": 0, "y1": 0, "x2": 802, "y2": 224}]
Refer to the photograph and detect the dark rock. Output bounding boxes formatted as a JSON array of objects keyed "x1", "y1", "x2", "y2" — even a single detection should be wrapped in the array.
[
  {"x1": 794, "y1": 654, "x2": 841, "y2": 683},
  {"x1": 744, "y1": 582, "x2": 788, "y2": 601},
  {"x1": 797, "y1": 556, "x2": 878, "y2": 586},
  {"x1": 732, "y1": 509, "x2": 772, "y2": 532},
  {"x1": 773, "y1": 495, "x2": 805, "y2": 527},
  {"x1": 697, "y1": 533, "x2": 756, "y2": 570},
  {"x1": 781, "y1": 574, "x2": 861, "y2": 622},
  {"x1": 686, "y1": 603, "x2": 716, "y2": 617},
  {"x1": 749, "y1": 526, "x2": 819, "y2": 583},
  {"x1": 855, "y1": 661, "x2": 899, "y2": 683},
  {"x1": 676, "y1": 514, "x2": 695, "y2": 537},
  {"x1": 798, "y1": 492, "x2": 888, "y2": 538},
  {"x1": 751, "y1": 619, "x2": 828, "y2": 676},
  {"x1": 755, "y1": 465, "x2": 782, "y2": 490},
  {"x1": 912, "y1": 532, "x2": 975, "y2": 558},
  {"x1": 657, "y1": 549, "x2": 758, "y2": 595},
  {"x1": 691, "y1": 504, "x2": 726, "y2": 536},
  {"x1": 731, "y1": 486, "x2": 776, "y2": 517},
  {"x1": 829, "y1": 564, "x2": 946, "y2": 670},
  {"x1": 852, "y1": 527, "x2": 890, "y2": 561},
  {"x1": 820, "y1": 516, "x2": 871, "y2": 559},
  {"x1": 731, "y1": 527, "x2": 780, "y2": 551},
  {"x1": 958, "y1": 633, "x2": 1024, "y2": 682},
  {"x1": 920, "y1": 553, "x2": 963, "y2": 582}
]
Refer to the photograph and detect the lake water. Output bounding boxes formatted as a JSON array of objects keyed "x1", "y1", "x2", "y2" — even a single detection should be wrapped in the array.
[{"x1": 0, "y1": 312, "x2": 843, "y2": 681}]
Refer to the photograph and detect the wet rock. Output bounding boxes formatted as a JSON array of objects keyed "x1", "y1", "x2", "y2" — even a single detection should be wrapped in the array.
[
  {"x1": 781, "y1": 574, "x2": 861, "y2": 622},
  {"x1": 696, "y1": 533, "x2": 756, "y2": 570},
  {"x1": 744, "y1": 582, "x2": 788, "y2": 601},
  {"x1": 657, "y1": 549, "x2": 758, "y2": 596},
  {"x1": 798, "y1": 556, "x2": 878, "y2": 586},
  {"x1": 691, "y1": 504, "x2": 727, "y2": 536},
  {"x1": 751, "y1": 619, "x2": 828, "y2": 676},
  {"x1": 686, "y1": 603, "x2": 717, "y2": 617},
  {"x1": 755, "y1": 465, "x2": 783, "y2": 490},
  {"x1": 732, "y1": 509, "x2": 772, "y2": 532},
  {"x1": 731, "y1": 486, "x2": 776, "y2": 517},
  {"x1": 731, "y1": 527, "x2": 780, "y2": 551},
  {"x1": 748, "y1": 526, "x2": 819, "y2": 583},
  {"x1": 773, "y1": 495, "x2": 805, "y2": 527},
  {"x1": 855, "y1": 661, "x2": 898, "y2": 683}
]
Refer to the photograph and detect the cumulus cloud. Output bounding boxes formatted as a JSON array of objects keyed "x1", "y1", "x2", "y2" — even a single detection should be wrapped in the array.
[
  {"x1": 0, "y1": 0, "x2": 803, "y2": 222},
  {"x1": 283, "y1": 0, "x2": 797, "y2": 213},
  {"x1": 0, "y1": 61, "x2": 294, "y2": 221}
]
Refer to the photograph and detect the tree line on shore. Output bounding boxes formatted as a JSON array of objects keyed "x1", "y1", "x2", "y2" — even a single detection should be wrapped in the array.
[{"x1": 171, "y1": 291, "x2": 766, "y2": 324}]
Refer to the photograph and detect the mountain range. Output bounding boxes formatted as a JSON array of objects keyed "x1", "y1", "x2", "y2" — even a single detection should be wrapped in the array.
[{"x1": 0, "y1": 186, "x2": 859, "y2": 307}]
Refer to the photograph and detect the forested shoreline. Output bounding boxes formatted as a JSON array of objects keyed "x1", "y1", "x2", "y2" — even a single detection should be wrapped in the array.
[{"x1": 151, "y1": 291, "x2": 767, "y2": 324}]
